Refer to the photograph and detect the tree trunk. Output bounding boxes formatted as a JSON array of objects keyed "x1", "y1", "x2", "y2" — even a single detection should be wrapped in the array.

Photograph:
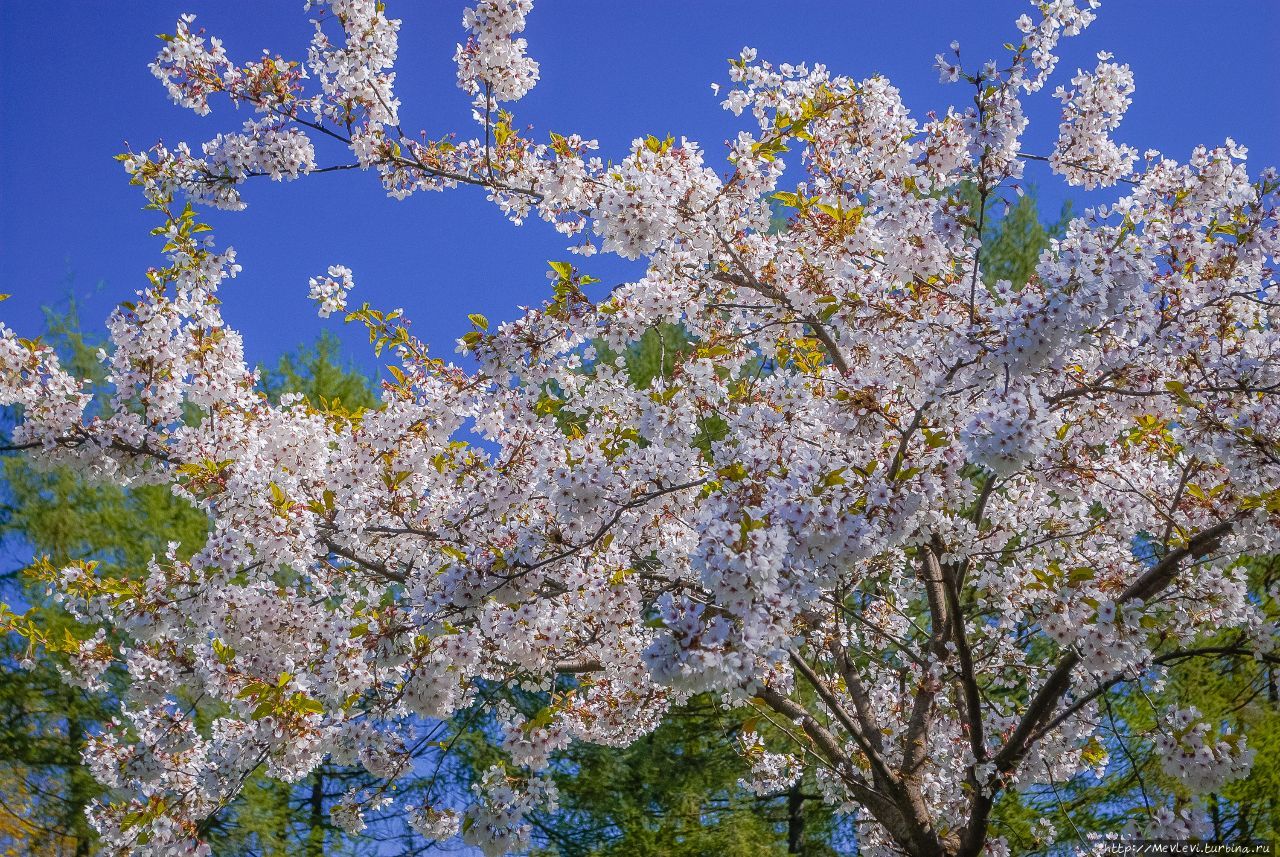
[
  {"x1": 305, "y1": 768, "x2": 325, "y2": 857},
  {"x1": 787, "y1": 780, "x2": 805, "y2": 855},
  {"x1": 67, "y1": 716, "x2": 93, "y2": 857}
]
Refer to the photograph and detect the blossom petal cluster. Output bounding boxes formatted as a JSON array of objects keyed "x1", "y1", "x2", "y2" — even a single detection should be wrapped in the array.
[{"x1": 307, "y1": 264, "x2": 354, "y2": 318}]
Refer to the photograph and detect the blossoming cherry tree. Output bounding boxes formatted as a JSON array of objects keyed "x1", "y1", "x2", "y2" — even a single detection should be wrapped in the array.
[{"x1": 2, "y1": 1, "x2": 1277, "y2": 854}]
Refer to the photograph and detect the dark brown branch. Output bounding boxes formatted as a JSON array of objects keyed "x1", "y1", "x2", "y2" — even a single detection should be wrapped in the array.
[
  {"x1": 886, "y1": 358, "x2": 970, "y2": 482},
  {"x1": 2, "y1": 434, "x2": 174, "y2": 464},
  {"x1": 268, "y1": 104, "x2": 546, "y2": 202},
  {"x1": 710, "y1": 267, "x2": 852, "y2": 377},
  {"x1": 511, "y1": 478, "x2": 707, "y2": 574},
  {"x1": 993, "y1": 517, "x2": 1237, "y2": 777},
  {"x1": 789, "y1": 652, "x2": 900, "y2": 798},
  {"x1": 552, "y1": 658, "x2": 603, "y2": 674},
  {"x1": 1032, "y1": 642, "x2": 1280, "y2": 744},
  {"x1": 936, "y1": 537, "x2": 985, "y2": 771},
  {"x1": 324, "y1": 539, "x2": 407, "y2": 584},
  {"x1": 1017, "y1": 151, "x2": 1139, "y2": 186},
  {"x1": 753, "y1": 685, "x2": 932, "y2": 851},
  {"x1": 829, "y1": 640, "x2": 887, "y2": 756}
]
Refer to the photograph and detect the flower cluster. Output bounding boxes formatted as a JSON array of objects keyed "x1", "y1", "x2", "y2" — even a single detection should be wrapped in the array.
[
  {"x1": 307, "y1": 264, "x2": 355, "y2": 318},
  {"x1": 150, "y1": 14, "x2": 231, "y2": 116},
  {"x1": 961, "y1": 385, "x2": 1055, "y2": 476},
  {"x1": 1051, "y1": 52, "x2": 1138, "y2": 188},
  {"x1": 462, "y1": 767, "x2": 558, "y2": 857},
  {"x1": 408, "y1": 804, "x2": 462, "y2": 841},
  {"x1": 307, "y1": 0, "x2": 402, "y2": 125},
  {"x1": 203, "y1": 117, "x2": 316, "y2": 183},
  {"x1": 1154, "y1": 707, "x2": 1256, "y2": 794},
  {"x1": 737, "y1": 730, "x2": 803, "y2": 796},
  {"x1": 456, "y1": 0, "x2": 539, "y2": 105}
]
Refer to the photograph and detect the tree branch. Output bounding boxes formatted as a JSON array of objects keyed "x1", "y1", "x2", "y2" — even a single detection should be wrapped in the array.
[{"x1": 993, "y1": 517, "x2": 1238, "y2": 777}]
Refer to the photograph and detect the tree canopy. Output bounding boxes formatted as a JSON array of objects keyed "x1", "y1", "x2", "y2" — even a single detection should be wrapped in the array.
[{"x1": 1, "y1": 2, "x2": 1278, "y2": 855}]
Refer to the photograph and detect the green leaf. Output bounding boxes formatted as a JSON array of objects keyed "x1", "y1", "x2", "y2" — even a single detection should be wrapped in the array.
[
  {"x1": 1067, "y1": 566, "x2": 1095, "y2": 586},
  {"x1": 819, "y1": 468, "x2": 847, "y2": 489},
  {"x1": 293, "y1": 695, "x2": 325, "y2": 715},
  {"x1": 212, "y1": 638, "x2": 235, "y2": 665}
]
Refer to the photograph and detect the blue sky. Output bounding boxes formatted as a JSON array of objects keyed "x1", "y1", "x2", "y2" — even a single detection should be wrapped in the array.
[{"x1": 2, "y1": 1, "x2": 1277, "y2": 379}]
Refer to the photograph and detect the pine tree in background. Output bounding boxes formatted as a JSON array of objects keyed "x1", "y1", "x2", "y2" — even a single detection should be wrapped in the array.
[
  {"x1": 0, "y1": 304, "x2": 378, "y2": 856},
  {"x1": 0, "y1": 300, "x2": 205, "y2": 856}
]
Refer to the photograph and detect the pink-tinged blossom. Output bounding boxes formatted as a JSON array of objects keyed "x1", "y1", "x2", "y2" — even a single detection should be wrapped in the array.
[
  {"x1": 456, "y1": 0, "x2": 539, "y2": 105},
  {"x1": 935, "y1": 53, "x2": 961, "y2": 83},
  {"x1": 1051, "y1": 52, "x2": 1138, "y2": 188},
  {"x1": 463, "y1": 767, "x2": 558, "y2": 857},
  {"x1": 308, "y1": 264, "x2": 355, "y2": 318},
  {"x1": 737, "y1": 730, "x2": 803, "y2": 795},
  {"x1": 306, "y1": 0, "x2": 402, "y2": 125},
  {"x1": 1154, "y1": 707, "x2": 1255, "y2": 793}
]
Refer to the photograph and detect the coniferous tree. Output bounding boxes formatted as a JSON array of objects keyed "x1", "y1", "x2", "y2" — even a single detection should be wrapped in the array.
[{"x1": 0, "y1": 305, "x2": 377, "y2": 856}]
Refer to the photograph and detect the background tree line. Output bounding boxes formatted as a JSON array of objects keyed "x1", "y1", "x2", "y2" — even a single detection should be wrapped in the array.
[{"x1": 2, "y1": 191, "x2": 1276, "y2": 855}]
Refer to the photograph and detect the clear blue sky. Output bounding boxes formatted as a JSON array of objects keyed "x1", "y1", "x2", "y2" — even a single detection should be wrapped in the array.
[{"x1": 2, "y1": 1, "x2": 1277, "y2": 378}]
